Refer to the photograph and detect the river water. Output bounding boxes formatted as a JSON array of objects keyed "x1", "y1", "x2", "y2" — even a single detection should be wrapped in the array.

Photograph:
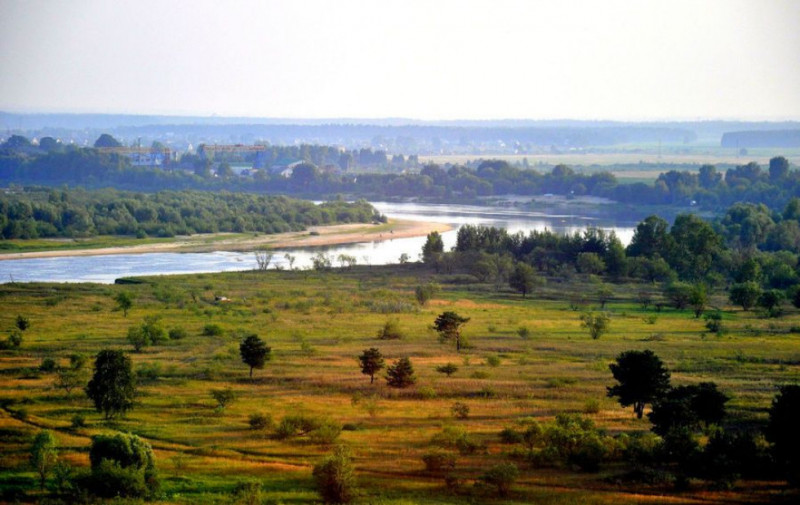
[{"x1": 0, "y1": 201, "x2": 636, "y2": 284}]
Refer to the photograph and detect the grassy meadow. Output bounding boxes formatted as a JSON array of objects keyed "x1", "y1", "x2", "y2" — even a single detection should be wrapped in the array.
[{"x1": 1, "y1": 264, "x2": 799, "y2": 504}]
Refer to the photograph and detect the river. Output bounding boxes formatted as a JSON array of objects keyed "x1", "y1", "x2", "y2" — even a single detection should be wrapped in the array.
[{"x1": 0, "y1": 201, "x2": 636, "y2": 284}]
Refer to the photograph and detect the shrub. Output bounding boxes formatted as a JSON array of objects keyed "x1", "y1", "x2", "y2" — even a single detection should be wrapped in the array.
[
  {"x1": 309, "y1": 420, "x2": 343, "y2": 445},
  {"x1": 71, "y1": 414, "x2": 86, "y2": 428},
  {"x1": 451, "y1": 402, "x2": 470, "y2": 419},
  {"x1": 376, "y1": 318, "x2": 405, "y2": 340},
  {"x1": 435, "y1": 362, "x2": 459, "y2": 377},
  {"x1": 39, "y1": 357, "x2": 57, "y2": 373},
  {"x1": 202, "y1": 324, "x2": 224, "y2": 336},
  {"x1": 486, "y1": 355, "x2": 501, "y2": 367},
  {"x1": 421, "y1": 449, "x2": 456, "y2": 474},
  {"x1": 516, "y1": 326, "x2": 531, "y2": 339},
  {"x1": 313, "y1": 446, "x2": 357, "y2": 504},
  {"x1": 385, "y1": 357, "x2": 416, "y2": 388},
  {"x1": 431, "y1": 426, "x2": 485, "y2": 455},
  {"x1": 583, "y1": 399, "x2": 601, "y2": 414},
  {"x1": 84, "y1": 433, "x2": 159, "y2": 498},
  {"x1": 248, "y1": 413, "x2": 273, "y2": 430},
  {"x1": 479, "y1": 462, "x2": 519, "y2": 497},
  {"x1": 233, "y1": 481, "x2": 262, "y2": 505},
  {"x1": 169, "y1": 327, "x2": 188, "y2": 340},
  {"x1": 418, "y1": 386, "x2": 437, "y2": 400},
  {"x1": 210, "y1": 388, "x2": 236, "y2": 410}
]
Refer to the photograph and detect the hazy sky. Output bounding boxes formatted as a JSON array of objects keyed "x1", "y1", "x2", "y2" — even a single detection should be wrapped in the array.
[{"x1": 1, "y1": 0, "x2": 799, "y2": 120}]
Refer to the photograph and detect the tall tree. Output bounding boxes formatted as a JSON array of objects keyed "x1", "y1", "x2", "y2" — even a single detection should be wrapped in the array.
[
  {"x1": 608, "y1": 350, "x2": 671, "y2": 419},
  {"x1": 421, "y1": 231, "x2": 444, "y2": 264},
  {"x1": 30, "y1": 430, "x2": 58, "y2": 489},
  {"x1": 85, "y1": 350, "x2": 136, "y2": 419},
  {"x1": 239, "y1": 334, "x2": 271, "y2": 378},
  {"x1": 358, "y1": 348, "x2": 385, "y2": 384},
  {"x1": 508, "y1": 262, "x2": 538, "y2": 297},
  {"x1": 433, "y1": 311, "x2": 470, "y2": 351}
]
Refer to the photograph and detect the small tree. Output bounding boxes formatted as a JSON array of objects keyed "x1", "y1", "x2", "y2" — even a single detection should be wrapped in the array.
[
  {"x1": 509, "y1": 262, "x2": 538, "y2": 297},
  {"x1": 254, "y1": 248, "x2": 273, "y2": 271},
  {"x1": 607, "y1": 350, "x2": 671, "y2": 419},
  {"x1": 758, "y1": 289, "x2": 784, "y2": 316},
  {"x1": 239, "y1": 334, "x2": 271, "y2": 378},
  {"x1": 729, "y1": 282, "x2": 762, "y2": 311},
  {"x1": 704, "y1": 311, "x2": 724, "y2": 334},
  {"x1": 433, "y1": 311, "x2": 470, "y2": 352},
  {"x1": 358, "y1": 348, "x2": 385, "y2": 384},
  {"x1": 386, "y1": 357, "x2": 416, "y2": 388},
  {"x1": 376, "y1": 319, "x2": 404, "y2": 340},
  {"x1": 480, "y1": 462, "x2": 519, "y2": 497},
  {"x1": 313, "y1": 445, "x2": 357, "y2": 504},
  {"x1": 30, "y1": 430, "x2": 58, "y2": 489},
  {"x1": 435, "y1": 362, "x2": 459, "y2": 377},
  {"x1": 211, "y1": 387, "x2": 236, "y2": 410},
  {"x1": 114, "y1": 292, "x2": 133, "y2": 317},
  {"x1": 421, "y1": 231, "x2": 444, "y2": 264},
  {"x1": 415, "y1": 282, "x2": 440, "y2": 306},
  {"x1": 766, "y1": 385, "x2": 800, "y2": 484},
  {"x1": 689, "y1": 283, "x2": 708, "y2": 318},
  {"x1": 86, "y1": 433, "x2": 159, "y2": 498},
  {"x1": 85, "y1": 350, "x2": 136, "y2": 419},
  {"x1": 580, "y1": 312, "x2": 610, "y2": 340}
]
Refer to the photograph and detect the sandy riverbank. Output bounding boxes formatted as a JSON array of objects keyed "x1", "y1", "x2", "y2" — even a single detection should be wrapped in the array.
[{"x1": 0, "y1": 219, "x2": 451, "y2": 261}]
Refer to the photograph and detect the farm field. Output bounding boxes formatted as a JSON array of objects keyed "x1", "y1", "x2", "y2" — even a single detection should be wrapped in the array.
[{"x1": 1, "y1": 265, "x2": 799, "y2": 504}]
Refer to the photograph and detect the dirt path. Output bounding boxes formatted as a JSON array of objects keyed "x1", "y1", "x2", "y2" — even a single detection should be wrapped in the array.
[{"x1": 0, "y1": 219, "x2": 451, "y2": 261}]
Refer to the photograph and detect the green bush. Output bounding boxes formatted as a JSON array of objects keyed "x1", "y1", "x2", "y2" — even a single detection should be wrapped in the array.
[
  {"x1": 202, "y1": 324, "x2": 224, "y2": 336},
  {"x1": 248, "y1": 413, "x2": 273, "y2": 430},
  {"x1": 421, "y1": 449, "x2": 456, "y2": 474},
  {"x1": 479, "y1": 462, "x2": 519, "y2": 497},
  {"x1": 169, "y1": 327, "x2": 188, "y2": 340},
  {"x1": 39, "y1": 357, "x2": 57, "y2": 373},
  {"x1": 451, "y1": 402, "x2": 470, "y2": 419},
  {"x1": 313, "y1": 446, "x2": 357, "y2": 504}
]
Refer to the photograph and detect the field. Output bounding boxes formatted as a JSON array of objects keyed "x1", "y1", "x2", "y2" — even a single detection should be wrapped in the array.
[{"x1": 1, "y1": 265, "x2": 799, "y2": 504}]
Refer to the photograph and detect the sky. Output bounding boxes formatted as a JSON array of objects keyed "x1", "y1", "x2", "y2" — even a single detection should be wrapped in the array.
[{"x1": 1, "y1": 0, "x2": 799, "y2": 121}]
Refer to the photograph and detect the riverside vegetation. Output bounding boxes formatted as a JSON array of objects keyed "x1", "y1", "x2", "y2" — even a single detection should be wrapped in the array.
[{"x1": 1, "y1": 255, "x2": 800, "y2": 504}]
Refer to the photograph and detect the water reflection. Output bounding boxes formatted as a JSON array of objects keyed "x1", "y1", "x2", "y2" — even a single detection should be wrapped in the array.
[{"x1": 1, "y1": 201, "x2": 636, "y2": 284}]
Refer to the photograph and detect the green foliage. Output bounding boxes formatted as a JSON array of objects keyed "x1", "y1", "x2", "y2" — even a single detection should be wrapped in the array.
[
  {"x1": 649, "y1": 383, "x2": 729, "y2": 436},
  {"x1": 435, "y1": 362, "x2": 459, "y2": 377},
  {"x1": 580, "y1": 311, "x2": 610, "y2": 340},
  {"x1": 766, "y1": 385, "x2": 800, "y2": 484},
  {"x1": 202, "y1": 323, "x2": 224, "y2": 336},
  {"x1": 114, "y1": 291, "x2": 133, "y2": 317},
  {"x1": 479, "y1": 462, "x2": 519, "y2": 497},
  {"x1": 30, "y1": 430, "x2": 58, "y2": 489},
  {"x1": 168, "y1": 326, "x2": 187, "y2": 340},
  {"x1": 313, "y1": 445, "x2": 357, "y2": 504},
  {"x1": 127, "y1": 315, "x2": 166, "y2": 352},
  {"x1": 608, "y1": 350, "x2": 671, "y2": 419},
  {"x1": 39, "y1": 357, "x2": 57, "y2": 372},
  {"x1": 509, "y1": 262, "x2": 538, "y2": 297},
  {"x1": 85, "y1": 349, "x2": 136, "y2": 419},
  {"x1": 664, "y1": 281, "x2": 692, "y2": 310},
  {"x1": 358, "y1": 347, "x2": 385, "y2": 384},
  {"x1": 485, "y1": 354, "x2": 501, "y2": 367},
  {"x1": 84, "y1": 433, "x2": 159, "y2": 498},
  {"x1": 210, "y1": 387, "x2": 236, "y2": 410},
  {"x1": 239, "y1": 334, "x2": 271, "y2": 378},
  {"x1": 421, "y1": 231, "x2": 444, "y2": 264},
  {"x1": 431, "y1": 425, "x2": 485, "y2": 455},
  {"x1": 729, "y1": 282, "x2": 762, "y2": 311},
  {"x1": 376, "y1": 318, "x2": 405, "y2": 340},
  {"x1": 421, "y1": 448, "x2": 456, "y2": 474},
  {"x1": 385, "y1": 357, "x2": 416, "y2": 388},
  {"x1": 15, "y1": 314, "x2": 30, "y2": 331},
  {"x1": 414, "y1": 282, "x2": 440, "y2": 306},
  {"x1": 704, "y1": 311, "x2": 724, "y2": 334},
  {"x1": 451, "y1": 402, "x2": 470, "y2": 419},
  {"x1": 248, "y1": 412, "x2": 273, "y2": 430},
  {"x1": 433, "y1": 311, "x2": 470, "y2": 351}
]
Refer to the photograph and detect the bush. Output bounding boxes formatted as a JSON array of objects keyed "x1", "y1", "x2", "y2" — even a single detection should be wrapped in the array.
[
  {"x1": 451, "y1": 402, "x2": 470, "y2": 419},
  {"x1": 479, "y1": 462, "x2": 519, "y2": 497},
  {"x1": 84, "y1": 433, "x2": 159, "y2": 498},
  {"x1": 39, "y1": 357, "x2": 57, "y2": 373},
  {"x1": 516, "y1": 326, "x2": 531, "y2": 339},
  {"x1": 313, "y1": 446, "x2": 357, "y2": 504},
  {"x1": 169, "y1": 327, "x2": 188, "y2": 340},
  {"x1": 421, "y1": 449, "x2": 456, "y2": 474},
  {"x1": 431, "y1": 426, "x2": 485, "y2": 455},
  {"x1": 499, "y1": 427, "x2": 523, "y2": 444},
  {"x1": 486, "y1": 355, "x2": 501, "y2": 367},
  {"x1": 202, "y1": 324, "x2": 224, "y2": 336},
  {"x1": 248, "y1": 413, "x2": 273, "y2": 430},
  {"x1": 71, "y1": 414, "x2": 86, "y2": 428},
  {"x1": 376, "y1": 318, "x2": 405, "y2": 340},
  {"x1": 210, "y1": 388, "x2": 236, "y2": 410},
  {"x1": 435, "y1": 362, "x2": 459, "y2": 377}
]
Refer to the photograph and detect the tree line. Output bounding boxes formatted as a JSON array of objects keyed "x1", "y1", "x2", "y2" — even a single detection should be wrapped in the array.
[
  {"x1": 2, "y1": 135, "x2": 795, "y2": 210},
  {"x1": 0, "y1": 187, "x2": 384, "y2": 239}
]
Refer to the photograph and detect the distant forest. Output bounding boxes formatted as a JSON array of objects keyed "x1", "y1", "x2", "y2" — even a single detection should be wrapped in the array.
[{"x1": 0, "y1": 188, "x2": 383, "y2": 240}]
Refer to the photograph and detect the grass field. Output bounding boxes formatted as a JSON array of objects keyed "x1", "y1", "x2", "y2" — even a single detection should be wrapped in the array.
[{"x1": 1, "y1": 265, "x2": 798, "y2": 503}]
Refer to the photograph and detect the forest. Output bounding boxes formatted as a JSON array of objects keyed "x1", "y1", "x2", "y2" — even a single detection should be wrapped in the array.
[{"x1": 0, "y1": 188, "x2": 384, "y2": 240}]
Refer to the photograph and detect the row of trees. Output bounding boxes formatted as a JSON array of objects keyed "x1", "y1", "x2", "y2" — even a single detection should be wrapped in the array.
[{"x1": 0, "y1": 187, "x2": 384, "y2": 239}]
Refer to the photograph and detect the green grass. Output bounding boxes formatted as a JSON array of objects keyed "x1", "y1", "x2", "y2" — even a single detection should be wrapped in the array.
[{"x1": 1, "y1": 265, "x2": 798, "y2": 503}]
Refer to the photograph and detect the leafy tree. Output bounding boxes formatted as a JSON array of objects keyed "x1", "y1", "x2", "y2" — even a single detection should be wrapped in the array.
[
  {"x1": 114, "y1": 291, "x2": 133, "y2": 317},
  {"x1": 608, "y1": 350, "x2": 671, "y2": 419},
  {"x1": 664, "y1": 281, "x2": 692, "y2": 309},
  {"x1": 414, "y1": 282, "x2": 440, "y2": 306},
  {"x1": 55, "y1": 358, "x2": 87, "y2": 396},
  {"x1": 703, "y1": 311, "x2": 724, "y2": 334},
  {"x1": 729, "y1": 281, "x2": 762, "y2": 311},
  {"x1": 769, "y1": 156, "x2": 789, "y2": 182},
  {"x1": 580, "y1": 312, "x2": 610, "y2": 340},
  {"x1": 508, "y1": 262, "x2": 538, "y2": 297},
  {"x1": 385, "y1": 357, "x2": 416, "y2": 388},
  {"x1": 688, "y1": 283, "x2": 707, "y2": 318},
  {"x1": 211, "y1": 387, "x2": 236, "y2": 409},
  {"x1": 433, "y1": 311, "x2": 470, "y2": 351},
  {"x1": 93, "y1": 133, "x2": 122, "y2": 148},
  {"x1": 313, "y1": 445, "x2": 357, "y2": 504},
  {"x1": 758, "y1": 289, "x2": 784, "y2": 315},
  {"x1": 126, "y1": 315, "x2": 166, "y2": 352},
  {"x1": 668, "y1": 214, "x2": 723, "y2": 280},
  {"x1": 765, "y1": 385, "x2": 800, "y2": 484},
  {"x1": 30, "y1": 430, "x2": 58, "y2": 489},
  {"x1": 649, "y1": 383, "x2": 728, "y2": 436},
  {"x1": 479, "y1": 462, "x2": 519, "y2": 497},
  {"x1": 435, "y1": 362, "x2": 459, "y2": 377},
  {"x1": 85, "y1": 433, "x2": 159, "y2": 498},
  {"x1": 626, "y1": 215, "x2": 671, "y2": 258},
  {"x1": 421, "y1": 231, "x2": 444, "y2": 263},
  {"x1": 239, "y1": 334, "x2": 271, "y2": 378},
  {"x1": 577, "y1": 252, "x2": 606, "y2": 275},
  {"x1": 85, "y1": 350, "x2": 136, "y2": 419},
  {"x1": 358, "y1": 348, "x2": 385, "y2": 384}
]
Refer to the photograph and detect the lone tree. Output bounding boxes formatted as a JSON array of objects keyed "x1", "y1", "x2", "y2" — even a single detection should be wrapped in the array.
[
  {"x1": 358, "y1": 348, "x2": 385, "y2": 384},
  {"x1": 421, "y1": 231, "x2": 444, "y2": 264},
  {"x1": 580, "y1": 312, "x2": 610, "y2": 340},
  {"x1": 114, "y1": 292, "x2": 133, "y2": 317},
  {"x1": 607, "y1": 350, "x2": 671, "y2": 419},
  {"x1": 30, "y1": 430, "x2": 58, "y2": 489},
  {"x1": 239, "y1": 334, "x2": 271, "y2": 378},
  {"x1": 435, "y1": 362, "x2": 459, "y2": 377},
  {"x1": 85, "y1": 350, "x2": 136, "y2": 419},
  {"x1": 386, "y1": 357, "x2": 416, "y2": 388},
  {"x1": 433, "y1": 311, "x2": 470, "y2": 352}
]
